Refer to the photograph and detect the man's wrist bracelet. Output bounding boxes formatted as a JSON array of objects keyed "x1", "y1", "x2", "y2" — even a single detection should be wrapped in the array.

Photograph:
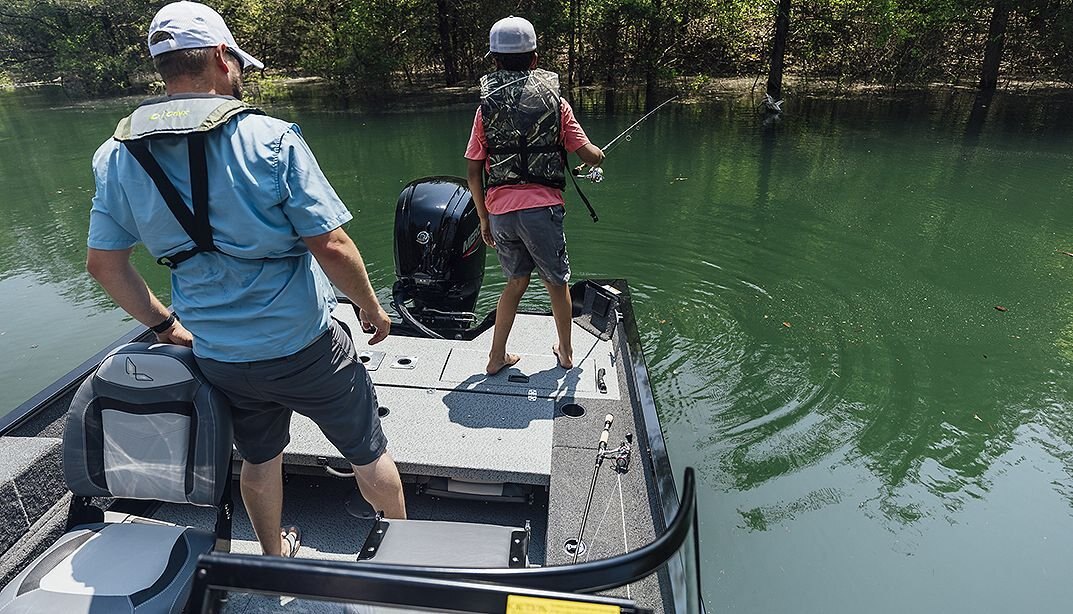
[{"x1": 150, "y1": 313, "x2": 177, "y2": 334}]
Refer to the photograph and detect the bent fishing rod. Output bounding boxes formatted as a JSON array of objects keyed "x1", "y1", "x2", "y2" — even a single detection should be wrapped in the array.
[
  {"x1": 603, "y1": 96, "x2": 679, "y2": 154},
  {"x1": 567, "y1": 96, "x2": 677, "y2": 221},
  {"x1": 575, "y1": 95, "x2": 679, "y2": 183}
]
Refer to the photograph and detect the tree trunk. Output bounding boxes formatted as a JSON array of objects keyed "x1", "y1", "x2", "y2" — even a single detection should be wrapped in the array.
[
  {"x1": 567, "y1": 0, "x2": 579, "y2": 94},
  {"x1": 434, "y1": 0, "x2": 458, "y2": 85},
  {"x1": 979, "y1": 0, "x2": 1011, "y2": 91},
  {"x1": 766, "y1": 0, "x2": 791, "y2": 101},
  {"x1": 644, "y1": 0, "x2": 664, "y2": 105}
]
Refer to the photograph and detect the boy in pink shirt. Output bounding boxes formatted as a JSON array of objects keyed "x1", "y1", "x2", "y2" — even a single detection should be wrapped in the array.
[{"x1": 465, "y1": 16, "x2": 604, "y2": 375}]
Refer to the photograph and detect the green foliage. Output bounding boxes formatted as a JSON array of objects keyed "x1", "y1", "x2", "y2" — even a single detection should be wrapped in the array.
[
  {"x1": 3, "y1": 0, "x2": 1073, "y2": 97},
  {"x1": 0, "y1": 0, "x2": 156, "y2": 96}
]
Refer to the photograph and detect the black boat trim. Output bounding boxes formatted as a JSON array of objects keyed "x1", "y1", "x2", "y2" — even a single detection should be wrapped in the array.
[
  {"x1": 575, "y1": 279, "x2": 695, "y2": 614},
  {"x1": 346, "y1": 467, "x2": 693, "y2": 592},
  {"x1": 191, "y1": 467, "x2": 695, "y2": 603},
  {"x1": 190, "y1": 558, "x2": 653, "y2": 613}
]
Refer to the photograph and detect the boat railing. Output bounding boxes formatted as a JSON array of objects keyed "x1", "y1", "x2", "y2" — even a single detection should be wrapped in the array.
[{"x1": 190, "y1": 467, "x2": 700, "y2": 612}]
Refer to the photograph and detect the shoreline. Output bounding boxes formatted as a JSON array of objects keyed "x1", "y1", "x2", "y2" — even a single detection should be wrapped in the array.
[{"x1": 7, "y1": 72, "x2": 1073, "y2": 111}]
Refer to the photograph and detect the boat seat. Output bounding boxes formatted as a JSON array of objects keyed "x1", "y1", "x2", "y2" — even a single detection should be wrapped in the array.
[
  {"x1": 0, "y1": 343, "x2": 233, "y2": 614},
  {"x1": 358, "y1": 517, "x2": 530, "y2": 568}
]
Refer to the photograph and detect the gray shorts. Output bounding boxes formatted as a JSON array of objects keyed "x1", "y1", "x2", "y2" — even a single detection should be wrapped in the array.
[
  {"x1": 195, "y1": 319, "x2": 387, "y2": 466},
  {"x1": 489, "y1": 205, "x2": 571, "y2": 285}
]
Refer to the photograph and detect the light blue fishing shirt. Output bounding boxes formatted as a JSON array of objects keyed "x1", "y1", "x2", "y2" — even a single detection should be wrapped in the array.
[{"x1": 88, "y1": 111, "x2": 351, "y2": 362}]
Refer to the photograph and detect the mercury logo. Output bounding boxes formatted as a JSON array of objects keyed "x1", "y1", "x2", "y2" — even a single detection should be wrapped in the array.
[
  {"x1": 125, "y1": 357, "x2": 154, "y2": 382},
  {"x1": 462, "y1": 227, "x2": 481, "y2": 258}
]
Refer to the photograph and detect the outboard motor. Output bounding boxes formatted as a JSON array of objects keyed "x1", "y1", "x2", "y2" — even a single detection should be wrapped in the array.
[{"x1": 393, "y1": 176, "x2": 486, "y2": 339}]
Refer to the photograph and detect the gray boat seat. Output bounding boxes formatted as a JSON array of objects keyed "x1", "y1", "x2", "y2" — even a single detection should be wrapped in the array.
[
  {"x1": 358, "y1": 517, "x2": 530, "y2": 568},
  {"x1": 0, "y1": 342, "x2": 233, "y2": 614}
]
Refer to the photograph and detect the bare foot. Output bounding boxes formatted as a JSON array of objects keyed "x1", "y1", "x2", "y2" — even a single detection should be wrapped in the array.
[
  {"x1": 487, "y1": 353, "x2": 521, "y2": 375},
  {"x1": 552, "y1": 345, "x2": 574, "y2": 369}
]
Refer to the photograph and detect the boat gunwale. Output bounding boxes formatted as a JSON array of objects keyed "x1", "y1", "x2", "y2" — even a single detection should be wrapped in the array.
[{"x1": 597, "y1": 279, "x2": 697, "y2": 614}]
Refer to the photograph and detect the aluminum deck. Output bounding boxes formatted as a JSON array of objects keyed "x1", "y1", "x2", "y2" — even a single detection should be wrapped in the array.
[{"x1": 283, "y1": 307, "x2": 621, "y2": 487}]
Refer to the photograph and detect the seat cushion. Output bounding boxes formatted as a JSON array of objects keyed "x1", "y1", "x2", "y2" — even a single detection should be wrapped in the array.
[{"x1": 0, "y1": 521, "x2": 214, "y2": 614}]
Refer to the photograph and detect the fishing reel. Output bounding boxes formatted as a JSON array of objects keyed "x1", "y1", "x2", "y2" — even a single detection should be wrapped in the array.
[
  {"x1": 601, "y1": 432, "x2": 633, "y2": 474},
  {"x1": 573, "y1": 164, "x2": 604, "y2": 184}
]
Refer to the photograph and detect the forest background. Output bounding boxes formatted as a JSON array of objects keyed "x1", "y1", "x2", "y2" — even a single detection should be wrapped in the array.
[{"x1": 0, "y1": 1, "x2": 1066, "y2": 99}]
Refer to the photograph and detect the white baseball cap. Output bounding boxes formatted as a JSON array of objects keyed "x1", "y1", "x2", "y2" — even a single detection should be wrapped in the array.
[
  {"x1": 488, "y1": 16, "x2": 537, "y2": 55},
  {"x1": 148, "y1": 1, "x2": 263, "y2": 70}
]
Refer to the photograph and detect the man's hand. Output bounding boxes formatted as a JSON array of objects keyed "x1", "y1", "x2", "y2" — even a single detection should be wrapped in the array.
[
  {"x1": 304, "y1": 228, "x2": 392, "y2": 345},
  {"x1": 479, "y1": 216, "x2": 495, "y2": 248},
  {"x1": 156, "y1": 321, "x2": 194, "y2": 347},
  {"x1": 359, "y1": 306, "x2": 392, "y2": 345}
]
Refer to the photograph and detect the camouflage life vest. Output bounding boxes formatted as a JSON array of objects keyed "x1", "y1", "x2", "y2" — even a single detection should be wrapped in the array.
[
  {"x1": 113, "y1": 95, "x2": 264, "y2": 268},
  {"x1": 480, "y1": 69, "x2": 565, "y2": 190}
]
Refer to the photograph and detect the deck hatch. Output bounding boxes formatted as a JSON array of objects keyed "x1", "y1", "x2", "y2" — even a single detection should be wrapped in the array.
[{"x1": 286, "y1": 387, "x2": 555, "y2": 485}]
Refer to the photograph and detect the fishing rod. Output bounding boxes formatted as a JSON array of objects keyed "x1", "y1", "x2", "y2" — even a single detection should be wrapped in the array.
[
  {"x1": 603, "y1": 96, "x2": 679, "y2": 154},
  {"x1": 573, "y1": 413, "x2": 614, "y2": 564},
  {"x1": 575, "y1": 96, "x2": 679, "y2": 184}
]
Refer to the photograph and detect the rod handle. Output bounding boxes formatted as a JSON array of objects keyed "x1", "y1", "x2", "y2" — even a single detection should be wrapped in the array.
[{"x1": 600, "y1": 413, "x2": 614, "y2": 445}]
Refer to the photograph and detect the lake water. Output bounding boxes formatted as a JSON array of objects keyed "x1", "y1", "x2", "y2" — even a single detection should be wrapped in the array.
[{"x1": 2, "y1": 85, "x2": 1072, "y2": 612}]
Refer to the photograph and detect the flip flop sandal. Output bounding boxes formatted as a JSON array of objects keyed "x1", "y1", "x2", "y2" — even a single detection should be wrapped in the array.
[{"x1": 281, "y1": 525, "x2": 301, "y2": 558}]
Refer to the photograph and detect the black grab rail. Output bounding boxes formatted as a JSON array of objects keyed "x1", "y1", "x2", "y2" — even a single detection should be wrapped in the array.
[{"x1": 191, "y1": 467, "x2": 697, "y2": 609}]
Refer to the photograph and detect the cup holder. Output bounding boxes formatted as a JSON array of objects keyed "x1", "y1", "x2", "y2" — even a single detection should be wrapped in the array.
[
  {"x1": 560, "y1": 403, "x2": 585, "y2": 418},
  {"x1": 378, "y1": 407, "x2": 390, "y2": 418}
]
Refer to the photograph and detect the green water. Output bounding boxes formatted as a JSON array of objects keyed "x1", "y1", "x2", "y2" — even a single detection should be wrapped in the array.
[{"x1": 3, "y1": 86, "x2": 1073, "y2": 612}]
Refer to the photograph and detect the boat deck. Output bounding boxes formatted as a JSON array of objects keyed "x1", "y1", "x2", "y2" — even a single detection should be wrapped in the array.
[
  {"x1": 0, "y1": 283, "x2": 678, "y2": 612},
  {"x1": 290, "y1": 306, "x2": 621, "y2": 486}
]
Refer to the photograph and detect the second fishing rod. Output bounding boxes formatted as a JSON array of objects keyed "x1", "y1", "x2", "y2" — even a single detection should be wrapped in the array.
[{"x1": 571, "y1": 413, "x2": 634, "y2": 564}]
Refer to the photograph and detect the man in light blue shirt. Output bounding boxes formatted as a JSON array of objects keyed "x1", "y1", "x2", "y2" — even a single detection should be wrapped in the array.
[{"x1": 86, "y1": 1, "x2": 405, "y2": 558}]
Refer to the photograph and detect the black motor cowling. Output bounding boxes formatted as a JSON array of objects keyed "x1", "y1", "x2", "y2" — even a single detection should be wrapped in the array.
[{"x1": 392, "y1": 176, "x2": 486, "y2": 338}]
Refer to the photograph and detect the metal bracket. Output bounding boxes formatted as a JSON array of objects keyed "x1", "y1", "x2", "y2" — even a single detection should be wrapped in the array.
[
  {"x1": 509, "y1": 520, "x2": 531, "y2": 568},
  {"x1": 390, "y1": 356, "x2": 417, "y2": 370},
  {"x1": 357, "y1": 514, "x2": 390, "y2": 561},
  {"x1": 356, "y1": 350, "x2": 386, "y2": 371}
]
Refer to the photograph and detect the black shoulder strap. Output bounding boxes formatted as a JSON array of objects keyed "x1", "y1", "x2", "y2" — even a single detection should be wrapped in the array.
[
  {"x1": 124, "y1": 134, "x2": 217, "y2": 268},
  {"x1": 187, "y1": 132, "x2": 214, "y2": 250},
  {"x1": 566, "y1": 149, "x2": 599, "y2": 223}
]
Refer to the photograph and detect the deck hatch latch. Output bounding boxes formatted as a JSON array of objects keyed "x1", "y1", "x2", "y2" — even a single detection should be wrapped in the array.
[
  {"x1": 358, "y1": 514, "x2": 389, "y2": 560},
  {"x1": 509, "y1": 521, "x2": 530, "y2": 568}
]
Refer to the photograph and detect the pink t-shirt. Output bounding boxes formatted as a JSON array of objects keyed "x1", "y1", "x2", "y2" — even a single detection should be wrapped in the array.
[{"x1": 464, "y1": 99, "x2": 591, "y2": 215}]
